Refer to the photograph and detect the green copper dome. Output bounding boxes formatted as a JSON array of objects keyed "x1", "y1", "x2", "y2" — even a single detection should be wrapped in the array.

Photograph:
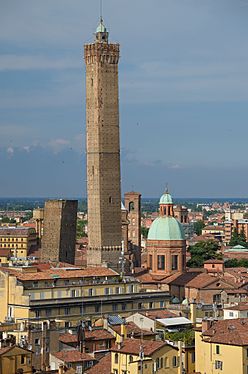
[
  {"x1": 159, "y1": 192, "x2": 173, "y2": 205},
  {"x1": 148, "y1": 216, "x2": 185, "y2": 241},
  {"x1": 96, "y1": 18, "x2": 107, "y2": 33}
]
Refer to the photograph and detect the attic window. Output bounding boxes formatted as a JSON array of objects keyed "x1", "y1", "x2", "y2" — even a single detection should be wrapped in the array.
[{"x1": 216, "y1": 283, "x2": 220, "y2": 287}]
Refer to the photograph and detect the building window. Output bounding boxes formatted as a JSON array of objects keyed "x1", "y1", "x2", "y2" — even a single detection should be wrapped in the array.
[
  {"x1": 21, "y1": 355, "x2": 26, "y2": 365},
  {"x1": 172, "y1": 255, "x2": 178, "y2": 270},
  {"x1": 157, "y1": 255, "x2": 165, "y2": 270},
  {"x1": 191, "y1": 352, "x2": 195, "y2": 363},
  {"x1": 115, "y1": 287, "x2": 120, "y2": 294},
  {"x1": 215, "y1": 360, "x2": 223, "y2": 370},
  {"x1": 46, "y1": 309, "x2": 51, "y2": 317},
  {"x1": 160, "y1": 301, "x2": 165, "y2": 308},
  {"x1": 229, "y1": 312, "x2": 234, "y2": 317},
  {"x1": 172, "y1": 356, "x2": 178, "y2": 367},
  {"x1": 112, "y1": 304, "x2": 118, "y2": 312},
  {"x1": 216, "y1": 345, "x2": 220, "y2": 354},
  {"x1": 35, "y1": 338, "x2": 40, "y2": 346},
  {"x1": 149, "y1": 302, "x2": 153, "y2": 309},
  {"x1": 129, "y1": 355, "x2": 133, "y2": 363},
  {"x1": 128, "y1": 285, "x2": 134, "y2": 293},
  {"x1": 121, "y1": 304, "x2": 126, "y2": 311},
  {"x1": 35, "y1": 311, "x2": 40, "y2": 318},
  {"x1": 138, "y1": 303, "x2": 142, "y2": 310},
  {"x1": 164, "y1": 357, "x2": 168, "y2": 367},
  {"x1": 115, "y1": 353, "x2": 118, "y2": 364},
  {"x1": 129, "y1": 202, "x2": 134, "y2": 211},
  {"x1": 88, "y1": 288, "x2": 93, "y2": 296},
  {"x1": 64, "y1": 307, "x2": 70, "y2": 315},
  {"x1": 95, "y1": 305, "x2": 100, "y2": 313},
  {"x1": 105, "y1": 288, "x2": 110, "y2": 295},
  {"x1": 149, "y1": 254, "x2": 153, "y2": 269}
]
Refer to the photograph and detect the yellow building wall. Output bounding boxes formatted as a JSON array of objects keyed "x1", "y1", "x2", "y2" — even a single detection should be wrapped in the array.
[
  {"x1": 111, "y1": 345, "x2": 179, "y2": 374},
  {"x1": 0, "y1": 347, "x2": 32, "y2": 374},
  {"x1": 195, "y1": 330, "x2": 247, "y2": 374}
]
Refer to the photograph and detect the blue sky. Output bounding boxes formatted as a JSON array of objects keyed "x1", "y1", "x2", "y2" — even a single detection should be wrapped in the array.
[{"x1": 1, "y1": 0, "x2": 248, "y2": 198}]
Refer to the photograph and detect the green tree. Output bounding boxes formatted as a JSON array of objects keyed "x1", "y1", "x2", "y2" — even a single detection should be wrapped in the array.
[
  {"x1": 141, "y1": 226, "x2": 149, "y2": 239},
  {"x1": 193, "y1": 220, "x2": 205, "y2": 236},
  {"x1": 229, "y1": 228, "x2": 247, "y2": 248},
  {"x1": 77, "y1": 219, "x2": 87, "y2": 238},
  {"x1": 1, "y1": 216, "x2": 16, "y2": 224},
  {"x1": 225, "y1": 258, "x2": 248, "y2": 268},
  {"x1": 187, "y1": 240, "x2": 222, "y2": 268}
]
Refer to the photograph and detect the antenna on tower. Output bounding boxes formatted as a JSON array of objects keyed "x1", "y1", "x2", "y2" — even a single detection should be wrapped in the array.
[{"x1": 100, "y1": 0, "x2": 103, "y2": 21}]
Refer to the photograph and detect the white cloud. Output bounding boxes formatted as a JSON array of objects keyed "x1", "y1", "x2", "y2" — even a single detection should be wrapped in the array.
[{"x1": 0, "y1": 55, "x2": 80, "y2": 71}]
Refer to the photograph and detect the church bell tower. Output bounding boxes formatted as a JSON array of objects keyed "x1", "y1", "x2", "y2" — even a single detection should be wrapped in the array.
[{"x1": 84, "y1": 18, "x2": 122, "y2": 269}]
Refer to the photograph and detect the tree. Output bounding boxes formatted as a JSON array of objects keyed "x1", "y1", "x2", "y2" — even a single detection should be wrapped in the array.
[
  {"x1": 229, "y1": 228, "x2": 247, "y2": 248},
  {"x1": 225, "y1": 258, "x2": 248, "y2": 268},
  {"x1": 193, "y1": 220, "x2": 205, "y2": 236},
  {"x1": 187, "y1": 240, "x2": 222, "y2": 268},
  {"x1": 141, "y1": 226, "x2": 149, "y2": 239},
  {"x1": 77, "y1": 219, "x2": 87, "y2": 238}
]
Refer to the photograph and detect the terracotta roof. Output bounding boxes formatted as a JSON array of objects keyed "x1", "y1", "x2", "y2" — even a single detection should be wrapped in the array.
[
  {"x1": 204, "y1": 259, "x2": 224, "y2": 264},
  {"x1": 224, "y1": 289, "x2": 248, "y2": 295},
  {"x1": 203, "y1": 319, "x2": 248, "y2": 346},
  {"x1": 0, "y1": 347, "x2": 12, "y2": 355},
  {"x1": 185, "y1": 273, "x2": 236, "y2": 289},
  {"x1": 111, "y1": 339, "x2": 169, "y2": 356},
  {"x1": 166, "y1": 271, "x2": 200, "y2": 286},
  {"x1": 1, "y1": 267, "x2": 118, "y2": 281},
  {"x1": 86, "y1": 352, "x2": 111, "y2": 374},
  {"x1": 59, "y1": 329, "x2": 114, "y2": 344},
  {"x1": 141, "y1": 310, "x2": 177, "y2": 320},
  {"x1": 35, "y1": 262, "x2": 78, "y2": 271},
  {"x1": 225, "y1": 302, "x2": 248, "y2": 311},
  {"x1": 52, "y1": 350, "x2": 96, "y2": 363},
  {"x1": 0, "y1": 227, "x2": 35, "y2": 236},
  {"x1": 0, "y1": 249, "x2": 11, "y2": 257},
  {"x1": 111, "y1": 322, "x2": 155, "y2": 337}
]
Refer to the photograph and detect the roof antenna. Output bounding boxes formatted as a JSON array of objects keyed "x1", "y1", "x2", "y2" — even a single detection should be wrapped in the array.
[{"x1": 100, "y1": 0, "x2": 103, "y2": 22}]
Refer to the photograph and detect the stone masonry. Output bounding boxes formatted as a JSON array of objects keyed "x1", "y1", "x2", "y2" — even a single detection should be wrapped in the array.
[
  {"x1": 41, "y1": 200, "x2": 77, "y2": 264},
  {"x1": 84, "y1": 20, "x2": 122, "y2": 269}
]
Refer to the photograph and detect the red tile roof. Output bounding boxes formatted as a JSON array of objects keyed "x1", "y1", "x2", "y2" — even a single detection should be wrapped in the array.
[
  {"x1": 86, "y1": 352, "x2": 111, "y2": 374},
  {"x1": 111, "y1": 339, "x2": 170, "y2": 356},
  {"x1": 140, "y1": 310, "x2": 177, "y2": 320},
  {"x1": 0, "y1": 249, "x2": 11, "y2": 257},
  {"x1": 204, "y1": 259, "x2": 224, "y2": 264},
  {"x1": 52, "y1": 350, "x2": 96, "y2": 363},
  {"x1": 1, "y1": 267, "x2": 118, "y2": 281},
  {"x1": 225, "y1": 302, "x2": 248, "y2": 311},
  {"x1": 185, "y1": 273, "x2": 236, "y2": 289},
  {"x1": 59, "y1": 329, "x2": 114, "y2": 344},
  {"x1": 203, "y1": 319, "x2": 248, "y2": 346},
  {"x1": 111, "y1": 322, "x2": 155, "y2": 338}
]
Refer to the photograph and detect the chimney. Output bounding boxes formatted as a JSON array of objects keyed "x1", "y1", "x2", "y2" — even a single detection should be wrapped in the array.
[
  {"x1": 58, "y1": 364, "x2": 64, "y2": 374},
  {"x1": 202, "y1": 318, "x2": 214, "y2": 333},
  {"x1": 190, "y1": 302, "x2": 196, "y2": 324},
  {"x1": 120, "y1": 323, "x2": 127, "y2": 340}
]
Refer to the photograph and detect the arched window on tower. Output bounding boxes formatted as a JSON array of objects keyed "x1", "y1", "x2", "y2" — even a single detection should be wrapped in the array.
[{"x1": 129, "y1": 201, "x2": 134, "y2": 212}]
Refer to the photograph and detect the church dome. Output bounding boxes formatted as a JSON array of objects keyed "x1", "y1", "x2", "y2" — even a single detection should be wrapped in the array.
[
  {"x1": 159, "y1": 192, "x2": 173, "y2": 205},
  {"x1": 147, "y1": 216, "x2": 185, "y2": 241}
]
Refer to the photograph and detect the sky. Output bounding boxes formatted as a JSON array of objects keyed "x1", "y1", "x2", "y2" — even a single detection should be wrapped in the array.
[{"x1": 1, "y1": 0, "x2": 248, "y2": 198}]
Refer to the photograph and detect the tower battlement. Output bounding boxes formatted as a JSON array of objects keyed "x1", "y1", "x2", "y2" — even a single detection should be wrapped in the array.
[{"x1": 84, "y1": 43, "x2": 119, "y2": 65}]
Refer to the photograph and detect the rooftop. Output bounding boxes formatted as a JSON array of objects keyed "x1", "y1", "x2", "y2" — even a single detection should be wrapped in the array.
[
  {"x1": 59, "y1": 329, "x2": 114, "y2": 344},
  {"x1": 225, "y1": 302, "x2": 248, "y2": 311},
  {"x1": 86, "y1": 352, "x2": 111, "y2": 374},
  {"x1": 111, "y1": 339, "x2": 169, "y2": 356},
  {"x1": 202, "y1": 319, "x2": 248, "y2": 346},
  {"x1": 52, "y1": 350, "x2": 96, "y2": 363},
  {"x1": 1, "y1": 266, "x2": 119, "y2": 281}
]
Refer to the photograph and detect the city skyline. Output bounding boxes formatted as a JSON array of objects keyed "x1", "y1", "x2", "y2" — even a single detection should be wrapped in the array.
[{"x1": 1, "y1": 0, "x2": 248, "y2": 197}]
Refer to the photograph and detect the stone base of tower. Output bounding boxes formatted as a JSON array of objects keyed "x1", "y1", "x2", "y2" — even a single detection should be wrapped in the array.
[{"x1": 87, "y1": 246, "x2": 122, "y2": 271}]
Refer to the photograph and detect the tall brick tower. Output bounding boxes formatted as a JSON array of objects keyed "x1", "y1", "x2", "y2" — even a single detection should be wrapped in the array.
[
  {"x1": 84, "y1": 18, "x2": 122, "y2": 268},
  {"x1": 124, "y1": 192, "x2": 141, "y2": 266}
]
